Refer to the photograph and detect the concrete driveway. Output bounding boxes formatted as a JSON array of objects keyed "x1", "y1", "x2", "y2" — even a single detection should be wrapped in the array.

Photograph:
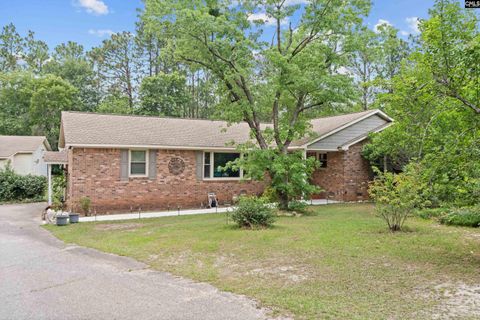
[{"x1": 0, "y1": 203, "x2": 270, "y2": 320}]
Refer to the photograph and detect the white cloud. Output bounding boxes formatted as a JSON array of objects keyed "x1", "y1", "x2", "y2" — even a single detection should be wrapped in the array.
[
  {"x1": 76, "y1": 0, "x2": 109, "y2": 15},
  {"x1": 248, "y1": 12, "x2": 289, "y2": 26},
  {"x1": 405, "y1": 16, "x2": 420, "y2": 34},
  {"x1": 373, "y1": 19, "x2": 392, "y2": 33},
  {"x1": 400, "y1": 30, "x2": 410, "y2": 36},
  {"x1": 88, "y1": 29, "x2": 114, "y2": 37}
]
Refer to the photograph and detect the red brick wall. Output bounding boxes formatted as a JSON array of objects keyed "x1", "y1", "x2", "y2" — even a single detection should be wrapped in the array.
[
  {"x1": 310, "y1": 151, "x2": 345, "y2": 200},
  {"x1": 342, "y1": 142, "x2": 373, "y2": 201},
  {"x1": 66, "y1": 142, "x2": 373, "y2": 214},
  {"x1": 66, "y1": 148, "x2": 265, "y2": 214},
  {"x1": 310, "y1": 141, "x2": 372, "y2": 201}
]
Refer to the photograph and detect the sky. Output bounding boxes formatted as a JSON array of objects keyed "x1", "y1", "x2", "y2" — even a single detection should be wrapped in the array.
[{"x1": 0, "y1": 0, "x2": 436, "y2": 50}]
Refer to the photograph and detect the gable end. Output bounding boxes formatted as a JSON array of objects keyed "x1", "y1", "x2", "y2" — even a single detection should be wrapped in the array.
[{"x1": 307, "y1": 114, "x2": 390, "y2": 151}]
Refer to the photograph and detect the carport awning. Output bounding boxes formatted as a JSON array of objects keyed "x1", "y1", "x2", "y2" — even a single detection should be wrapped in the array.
[{"x1": 43, "y1": 150, "x2": 68, "y2": 164}]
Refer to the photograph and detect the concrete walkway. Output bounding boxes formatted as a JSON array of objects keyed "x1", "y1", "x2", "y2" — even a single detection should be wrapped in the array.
[
  {"x1": 0, "y1": 203, "x2": 272, "y2": 320},
  {"x1": 79, "y1": 199, "x2": 339, "y2": 223}
]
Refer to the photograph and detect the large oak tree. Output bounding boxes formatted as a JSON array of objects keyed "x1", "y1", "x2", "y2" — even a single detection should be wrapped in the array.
[{"x1": 143, "y1": 0, "x2": 370, "y2": 207}]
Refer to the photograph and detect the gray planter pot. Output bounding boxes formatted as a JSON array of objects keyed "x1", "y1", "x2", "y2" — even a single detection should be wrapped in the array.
[
  {"x1": 69, "y1": 214, "x2": 80, "y2": 223},
  {"x1": 56, "y1": 216, "x2": 69, "y2": 226}
]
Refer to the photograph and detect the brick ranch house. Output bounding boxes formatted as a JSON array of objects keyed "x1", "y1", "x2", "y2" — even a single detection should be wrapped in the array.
[{"x1": 44, "y1": 109, "x2": 393, "y2": 214}]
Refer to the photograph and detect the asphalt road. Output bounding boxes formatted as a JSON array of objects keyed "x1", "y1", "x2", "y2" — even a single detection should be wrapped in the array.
[{"x1": 0, "y1": 203, "x2": 270, "y2": 320}]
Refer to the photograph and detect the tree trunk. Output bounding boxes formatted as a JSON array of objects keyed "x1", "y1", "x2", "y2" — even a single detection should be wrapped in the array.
[{"x1": 278, "y1": 192, "x2": 289, "y2": 210}]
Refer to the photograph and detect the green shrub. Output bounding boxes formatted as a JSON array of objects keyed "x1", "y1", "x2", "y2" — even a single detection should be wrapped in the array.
[
  {"x1": 439, "y1": 206, "x2": 480, "y2": 227},
  {"x1": 231, "y1": 196, "x2": 275, "y2": 229},
  {"x1": 260, "y1": 186, "x2": 278, "y2": 203},
  {"x1": 287, "y1": 200, "x2": 308, "y2": 213},
  {"x1": 80, "y1": 196, "x2": 91, "y2": 216},
  {"x1": 52, "y1": 174, "x2": 67, "y2": 208},
  {"x1": 369, "y1": 164, "x2": 429, "y2": 232},
  {"x1": 415, "y1": 207, "x2": 448, "y2": 220},
  {"x1": 0, "y1": 165, "x2": 46, "y2": 202}
]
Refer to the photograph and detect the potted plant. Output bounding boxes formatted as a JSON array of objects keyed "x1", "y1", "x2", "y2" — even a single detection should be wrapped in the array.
[
  {"x1": 56, "y1": 211, "x2": 69, "y2": 226},
  {"x1": 80, "y1": 196, "x2": 91, "y2": 217},
  {"x1": 69, "y1": 205, "x2": 80, "y2": 224}
]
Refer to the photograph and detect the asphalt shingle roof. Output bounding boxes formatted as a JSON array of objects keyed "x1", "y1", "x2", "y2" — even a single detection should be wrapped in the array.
[
  {"x1": 43, "y1": 150, "x2": 68, "y2": 164},
  {"x1": 0, "y1": 136, "x2": 49, "y2": 158},
  {"x1": 59, "y1": 110, "x2": 384, "y2": 149}
]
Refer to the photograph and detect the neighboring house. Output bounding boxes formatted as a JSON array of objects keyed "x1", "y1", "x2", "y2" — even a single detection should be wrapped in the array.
[
  {"x1": 51, "y1": 109, "x2": 392, "y2": 213},
  {"x1": 0, "y1": 136, "x2": 51, "y2": 176}
]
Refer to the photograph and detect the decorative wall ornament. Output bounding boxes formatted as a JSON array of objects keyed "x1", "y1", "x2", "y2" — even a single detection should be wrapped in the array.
[{"x1": 168, "y1": 157, "x2": 185, "y2": 175}]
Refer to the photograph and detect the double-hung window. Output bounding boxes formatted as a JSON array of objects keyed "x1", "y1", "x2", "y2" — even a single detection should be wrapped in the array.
[
  {"x1": 203, "y1": 152, "x2": 241, "y2": 179},
  {"x1": 129, "y1": 150, "x2": 148, "y2": 176}
]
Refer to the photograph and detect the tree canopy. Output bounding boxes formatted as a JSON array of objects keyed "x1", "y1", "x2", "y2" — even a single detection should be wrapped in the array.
[{"x1": 364, "y1": 0, "x2": 479, "y2": 207}]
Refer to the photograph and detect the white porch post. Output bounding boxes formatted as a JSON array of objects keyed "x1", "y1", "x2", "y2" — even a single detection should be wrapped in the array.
[{"x1": 47, "y1": 163, "x2": 52, "y2": 205}]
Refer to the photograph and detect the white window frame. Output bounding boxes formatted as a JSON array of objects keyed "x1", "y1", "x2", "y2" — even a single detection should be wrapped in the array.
[
  {"x1": 203, "y1": 151, "x2": 243, "y2": 181},
  {"x1": 128, "y1": 149, "x2": 149, "y2": 177}
]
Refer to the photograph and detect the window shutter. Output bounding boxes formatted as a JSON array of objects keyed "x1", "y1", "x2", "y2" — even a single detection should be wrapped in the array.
[
  {"x1": 120, "y1": 149, "x2": 129, "y2": 181},
  {"x1": 195, "y1": 151, "x2": 203, "y2": 181},
  {"x1": 148, "y1": 150, "x2": 157, "y2": 179}
]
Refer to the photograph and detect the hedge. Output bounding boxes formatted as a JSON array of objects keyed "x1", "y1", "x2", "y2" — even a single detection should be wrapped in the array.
[{"x1": 0, "y1": 166, "x2": 46, "y2": 202}]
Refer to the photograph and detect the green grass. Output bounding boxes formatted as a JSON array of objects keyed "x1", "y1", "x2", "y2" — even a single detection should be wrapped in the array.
[{"x1": 45, "y1": 204, "x2": 480, "y2": 319}]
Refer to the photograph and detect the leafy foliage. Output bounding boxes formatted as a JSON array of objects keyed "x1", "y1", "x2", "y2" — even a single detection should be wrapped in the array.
[
  {"x1": 415, "y1": 207, "x2": 448, "y2": 220},
  {"x1": 347, "y1": 23, "x2": 409, "y2": 110},
  {"x1": 29, "y1": 75, "x2": 78, "y2": 148},
  {"x1": 0, "y1": 164, "x2": 46, "y2": 201},
  {"x1": 368, "y1": 164, "x2": 428, "y2": 231},
  {"x1": 439, "y1": 206, "x2": 480, "y2": 228},
  {"x1": 231, "y1": 196, "x2": 275, "y2": 229},
  {"x1": 138, "y1": 72, "x2": 191, "y2": 116},
  {"x1": 234, "y1": 148, "x2": 320, "y2": 209},
  {"x1": 52, "y1": 173, "x2": 66, "y2": 208},
  {"x1": 364, "y1": 0, "x2": 479, "y2": 208},
  {"x1": 287, "y1": 200, "x2": 308, "y2": 213},
  {"x1": 260, "y1": 186, "x2": 278, "y2": 203},
  {"x1": 79, "y1": 196, "x2": 91, "y2": 216},
  {"x1": 143, "y1": 0, "x2": 369, "y2": 207}
]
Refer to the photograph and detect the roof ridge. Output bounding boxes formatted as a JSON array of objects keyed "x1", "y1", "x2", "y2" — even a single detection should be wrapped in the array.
[
  {"x1": 62, "y1": 109, "x2": 378, "y2": 124},
  {"x1": 62, "y1": 111, "x2": 235, "y2": 124}
]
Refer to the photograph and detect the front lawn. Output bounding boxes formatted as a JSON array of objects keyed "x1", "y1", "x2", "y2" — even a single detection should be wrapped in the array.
[{"x1": 45, "y1": 204, "x2": 480, "y2": 319}]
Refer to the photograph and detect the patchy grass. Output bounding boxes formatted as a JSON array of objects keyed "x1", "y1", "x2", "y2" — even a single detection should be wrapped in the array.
[{"x1": 45, "y1": 204, "x2": 480, "y2": 319}]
